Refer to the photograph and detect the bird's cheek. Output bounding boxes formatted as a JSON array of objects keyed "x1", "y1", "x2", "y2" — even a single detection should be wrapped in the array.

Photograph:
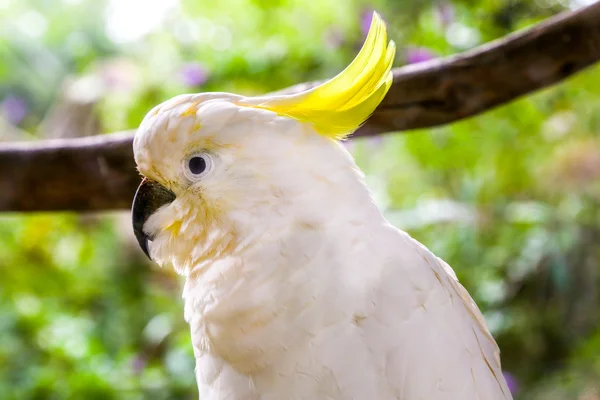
[{"x1": 143, "y1": 214, "x2": 191, "y2": 268}]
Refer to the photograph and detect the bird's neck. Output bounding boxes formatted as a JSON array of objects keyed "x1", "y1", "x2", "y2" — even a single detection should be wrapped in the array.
[
  {"x1": 179, "y1": 146, "x2": 390, "y2": 373},
  {"x1": 182, "y1": 189, "x2": 386, "y2": 377}
]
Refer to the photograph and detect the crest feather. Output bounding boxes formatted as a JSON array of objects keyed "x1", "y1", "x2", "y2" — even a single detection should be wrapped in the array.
[{"x1": 241, "y1": 12, "x2": 395, "y2": 140}]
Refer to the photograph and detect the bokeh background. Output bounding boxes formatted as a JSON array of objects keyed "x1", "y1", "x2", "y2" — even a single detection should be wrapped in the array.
[{"x1": 1, "y1": 0, "x2": 600, "y2": 398}]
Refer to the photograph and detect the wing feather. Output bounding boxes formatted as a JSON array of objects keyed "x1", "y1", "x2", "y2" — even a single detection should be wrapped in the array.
[{"x1": 355, "y1": 226, "x2": 512, "y2": 400}]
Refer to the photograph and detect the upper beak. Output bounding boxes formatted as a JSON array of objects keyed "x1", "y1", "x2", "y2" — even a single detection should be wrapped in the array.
[{"x1": 131, "y1": 178, "x2": 176, "y2": 260}]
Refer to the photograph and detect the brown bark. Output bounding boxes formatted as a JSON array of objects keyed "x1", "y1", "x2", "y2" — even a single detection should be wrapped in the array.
[
  {"x1": 2, "y1": 3, "x2": 600, "y2": 212},
  {"x1": 0, "y1": 131, "x2": 138, "y2": 211}
]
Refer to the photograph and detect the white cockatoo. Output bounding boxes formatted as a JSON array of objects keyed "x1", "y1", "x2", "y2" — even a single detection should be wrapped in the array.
[{"x1": 131, "y1": 12, "x2": 512, "y2": 400}]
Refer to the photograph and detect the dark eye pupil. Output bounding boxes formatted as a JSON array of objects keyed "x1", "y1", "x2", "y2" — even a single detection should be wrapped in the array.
[{"x1": 188, "y1": 156, "x2": 206, "y2": 174}]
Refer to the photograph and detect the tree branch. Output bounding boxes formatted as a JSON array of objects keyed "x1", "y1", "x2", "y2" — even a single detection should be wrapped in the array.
[
  {"x1": 0, "y1": 131, "x2": 138, "y2": 211},
  {"x1": 2, "y1": 3, "x2": 600, "y2": 212}
]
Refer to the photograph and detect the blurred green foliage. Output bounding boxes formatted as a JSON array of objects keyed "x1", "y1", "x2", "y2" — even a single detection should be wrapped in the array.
[{"x1": 1, "y1": 0, "x2": 600, "y2": 398}]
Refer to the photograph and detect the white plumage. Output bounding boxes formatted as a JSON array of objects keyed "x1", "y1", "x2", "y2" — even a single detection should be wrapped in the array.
[{"x1": 131, "y1": 13, "x2": 512, "y2": 399}]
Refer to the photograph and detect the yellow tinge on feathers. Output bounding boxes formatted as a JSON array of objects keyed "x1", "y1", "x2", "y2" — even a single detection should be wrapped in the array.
[{"x1": 242, "y1": 12, "x2": 395, "y2": 140}]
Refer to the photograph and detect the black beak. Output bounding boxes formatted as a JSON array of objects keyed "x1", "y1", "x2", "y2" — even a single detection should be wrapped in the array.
[{"x1": 131, "y1": 178, "x2": 176, "y2": 260}]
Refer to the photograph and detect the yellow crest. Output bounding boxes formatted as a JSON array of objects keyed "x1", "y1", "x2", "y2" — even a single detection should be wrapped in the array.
[{"x1": 241, "y1": 12, "x2": 395, "y2": 140}]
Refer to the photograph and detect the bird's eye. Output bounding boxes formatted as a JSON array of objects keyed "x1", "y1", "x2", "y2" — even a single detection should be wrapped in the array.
[
  {"x1": 189, "y1": 156, "x2": 206, "y2": 174},
  {"x1": 183, "y1": 152, "x2": 213, "y2": 181}
]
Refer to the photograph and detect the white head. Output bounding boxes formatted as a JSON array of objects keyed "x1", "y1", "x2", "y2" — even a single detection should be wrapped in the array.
[{"x1": 131, "y1": 13, "x2": 395, "y2": 272}]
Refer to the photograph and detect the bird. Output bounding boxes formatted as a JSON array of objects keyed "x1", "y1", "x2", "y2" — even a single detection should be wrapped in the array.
[{"x1": 131, "y1": 12, "x2": 513, "y2": 400}]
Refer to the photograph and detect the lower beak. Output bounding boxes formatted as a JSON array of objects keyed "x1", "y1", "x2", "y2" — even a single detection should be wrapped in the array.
[{"x1": 131, "y1": 178, "x2": 176, "y2": 260}]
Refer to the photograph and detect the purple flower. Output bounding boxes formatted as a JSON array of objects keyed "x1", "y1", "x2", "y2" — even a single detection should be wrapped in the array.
[
  {"x1": 436, "y1": 2, "x2": 455, "y2": 27},
  {"x1": 99, "y1": 58, "x2": 140, "y2": 93},
  {"x1": 342, "y1": 140, "x2": 356, "y2": 153},
  {"x1": 1, "y1": 95, "x2": 28, "y2": 125},
  {"x1": 406, "y1": 47, "x2": 437, "y2": 64},
  {"x1": 179, "y1": 63, "x2": 209, "y2": 88},
  {"x1": 325, "y1": 28, "x2": 344, "y2": 49},
  {"x1": 367, "y1": 135, "x2": 384, "y2": 149},
  {"x1": 360, "y1": 9, "x2": 375, "y2": 37},
  {"x1": 131, "y1": 355, "x2": 146, "y2": 374},
  {"x1": 503, "y1": 371, "x2": 519, "y2": 395}
]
